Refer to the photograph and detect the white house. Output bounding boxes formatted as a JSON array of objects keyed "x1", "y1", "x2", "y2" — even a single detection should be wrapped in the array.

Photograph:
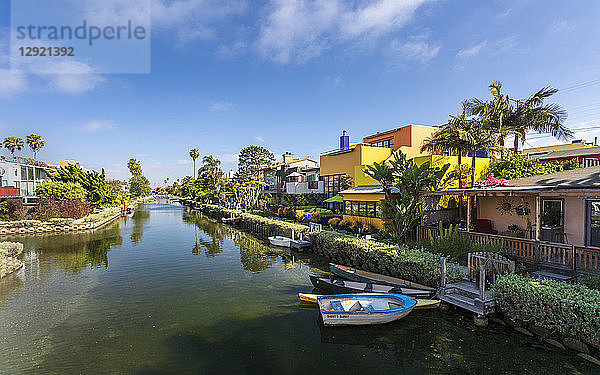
[{"x1": 0, "y1": 158, "x2": 52, "y2": 202}]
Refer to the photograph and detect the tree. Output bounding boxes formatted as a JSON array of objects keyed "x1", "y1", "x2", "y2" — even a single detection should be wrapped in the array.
[
  {"x1": 189, "y1": 149, "x2": 199, "y2": 179},
  {"x1": 468, "y1": 81, "x2": 571, "y2": 153},
  {"x1": 3, "y1": 137, "x2": 24, "y2": 160},
  {"x1": 237, "y1": 145, "x2": 274, "y2": 181},
  {"x1": 35, "y1": 181, "x2": 87, "y2": 201},
  {"x1": 489, "y1": 154, "x2": 580, "y2": 180},
  {"x1": 127, "y1": 158, "x2": 151, "y2": 198},
  {"x1": 127, "y1": 159, "x2": 143, "y2": 176},
  {"x1": 233, "y1": 180, "x2": 266, "y2": 208},
  {"x1": 421, "y1": 121, "x2": 469, "y2": 189},
  {"x1": 26, "y1": 134, "x2": 45, "y2": 160},
  {"x1": 50, "y1": 164, "x2": 119, "y2": 206}
]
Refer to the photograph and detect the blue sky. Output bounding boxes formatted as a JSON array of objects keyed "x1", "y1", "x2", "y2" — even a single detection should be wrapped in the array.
[{"x1": 1, "y1": 0, "x2": 600, "y2": 186}]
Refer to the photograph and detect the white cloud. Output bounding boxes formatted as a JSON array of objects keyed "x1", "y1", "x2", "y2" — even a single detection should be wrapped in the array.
[
  {"x1": 0, "y1": 69, "x2": 28, "y2": 97},
  {"x1": 76, "y1": 120, "x2": 118, "y2": 132},
  {"x1": 216, "y1": 153, "x2": 238, "y2": 163},
  {"x1": 494, "y1": 36, "x2": 517, "y2": 54},
  {"x1": 387, "y1": 35, "x2": 441, "y2": 65},
  {"x1": 457, "y1": 40, "x2": 487, "y2": 58},
  {"x1": 216, "y1": 41, "x2": 248, "y2": 58},
  {"x1": 548, "y1": 20, "x2": 575, "y2": 34},
  {"x1": 256, "y1": 0, "x2": 432, "y2": 64},
  {"x1": 210, "y1": 101, "x2": 234, "y2": 112},
  {"x1": 255, "y1": 136, "x2": 265, "y2": 143},
  {"x1": 36, "y1": 61, "x2": 105, "y2": 94}
]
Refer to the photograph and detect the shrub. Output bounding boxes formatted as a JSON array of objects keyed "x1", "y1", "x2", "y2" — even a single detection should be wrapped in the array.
[
  {"x1": 295, "y1": 211, "x2": 307, "y2": 223},
  {"x1": 35, "y1": 199, "x2": 92, "y2": 220},
  {"x1": 310, "y1": 211, "x2": 321, "y2": 223},
  {"x1": 3, "y1": 199, "x2": 24, "y2": 221},
  {"x1": 328, "y1": 217, "x2": 341, "y2": 228},
  {"x1": 580, "y1": 275, "x2": 600, "y2": 291},
  {"x1": 493, "y1": 273, "x2": 600, "y2": 347},
  {"x1": 309, "y1": 231, "x2": 461, "y2": 287},
  {"x1": 421, "y1": 222, "x2": 502, "y2": 261},
  {"x1": 35, "y1": 181, "x2": 87, "y2": 201}
]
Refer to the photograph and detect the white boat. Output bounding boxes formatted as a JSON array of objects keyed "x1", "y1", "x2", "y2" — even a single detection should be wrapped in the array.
[
  {"x1": 317, "y1": 293, "x2": 417, "y2": 326},
  {"x1": 268, "y1": 236, "x2": 291, "y2": 247}
]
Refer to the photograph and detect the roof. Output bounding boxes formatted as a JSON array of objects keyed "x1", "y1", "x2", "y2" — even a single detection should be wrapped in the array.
[
  {"x1": 530, "y1": 146, "x2": 600, "y2": 160},
  {"x1": 363, "y1": 124, "x2": 438, "y2": 140},
  {"x1": 340, "y1": 184, "x2": 401, "y2": 195},
  {"x1": 508, "y1": 166, "x2": 600, "y2": 188}
]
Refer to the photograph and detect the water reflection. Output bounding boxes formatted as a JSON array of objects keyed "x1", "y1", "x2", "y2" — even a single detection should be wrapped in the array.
[{"x1": 129, "y1": 209, "x2": 151, "y2": 245}]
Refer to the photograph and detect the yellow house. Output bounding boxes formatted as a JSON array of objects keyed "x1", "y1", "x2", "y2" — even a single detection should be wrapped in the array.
[
  {"x1": 339, "y1": 185, "x2": 401, "y2": 230},
  {"x1": 412, "y1": 154, "x2": 491, "y2": 187},
  {"x1": 363, "y1": 124, "x2": 439, "y2": 159}
]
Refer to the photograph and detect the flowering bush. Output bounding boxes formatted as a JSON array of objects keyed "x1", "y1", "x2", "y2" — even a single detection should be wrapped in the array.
[
  {"x1": 35, "y1": 199, "x2": 92, "y2": 220},
  {"x1": 475, "y1": 173, "x2": 509, "y2": 187},
  {"x1": 328, "y1": 217, "x2": 341, "y2": 228}
]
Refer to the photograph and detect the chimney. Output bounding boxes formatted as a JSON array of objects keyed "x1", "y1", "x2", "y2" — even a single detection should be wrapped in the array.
[
  {"x1": 282, "y1": 152, "x2": 294, "y2": 164},
  {"x1": 340, "y1": 130, "x2": 350, "y2": 150}
]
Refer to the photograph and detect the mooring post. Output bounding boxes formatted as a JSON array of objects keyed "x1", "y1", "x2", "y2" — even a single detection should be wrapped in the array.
[
  {"x1": 441, "y1": 256, "x2": 447, "y2": 288},
  {"x1": 479, "y1": 266, "x2": 486, "y2": 300}
]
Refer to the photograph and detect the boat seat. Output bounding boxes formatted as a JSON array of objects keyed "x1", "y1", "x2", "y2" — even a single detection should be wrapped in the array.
[
  {"x1": 364, "y1": 304, "x2": 375, "y2": 313},
  {"x1": 330, "y1": 301, "x2": 344, "y2": 312},
  {"x1": 364, "y1": 283, "x2": 373, "y2": 292}
]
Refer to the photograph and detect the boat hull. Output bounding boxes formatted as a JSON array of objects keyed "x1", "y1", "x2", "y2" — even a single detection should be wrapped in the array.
[
  {"x1": 317, "y1": 293, "x2": 416, "y2": 326},
  {"x1": 268, "y1": 236, "x2": 291, "y2": 248},
  {"x1": 329, "y1": 263, "x2": 435, "y2": 291},
  {"x1": 310, "y1": 275, "x2": 433, "y2": 298}
]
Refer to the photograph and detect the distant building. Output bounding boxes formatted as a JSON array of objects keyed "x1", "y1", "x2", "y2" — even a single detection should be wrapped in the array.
[
  {"x1": 362, "y1": 124, "x2": 439, "y2": 159},
  {"x1": 0, "y1": 158, "x2": 52, "y2": 202},
  {"x1": 261, "y1": 153, "x2": 323, "y2": 194},
  {"x1": 527, "y1": 144, "x2": 600, "y2": 167},
  {"x1": 522, "y1": 139, "x2": 595, "y2": 156}
]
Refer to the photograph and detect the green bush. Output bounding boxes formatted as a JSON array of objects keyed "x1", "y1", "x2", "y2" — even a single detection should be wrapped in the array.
[
  {"x1": 420, "y1": 222, "x2": 502, "y2": 261},
  {"x1": 35, "y1": 181, "x2": 87, "y2": 201},
  {"x1": 328, "y1": 217, "x2": 341, "y2": 228},
  {"x1": 309, "y1": 231, "x2": 461, "y2": 287},
  {"x1": 580, "y1": 275, "x2": 600, "y2": 291},
  {"x1": 493, "y1": 273, "x2": 600, "y2": 347},
  {"x1": 489, "y1": 154, "x2": 579, "y2": 180}
]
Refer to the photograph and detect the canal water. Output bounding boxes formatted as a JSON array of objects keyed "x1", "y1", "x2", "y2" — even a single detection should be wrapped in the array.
[{"x1": 0, "y1": 202, "x2": 596, "y2": 374}]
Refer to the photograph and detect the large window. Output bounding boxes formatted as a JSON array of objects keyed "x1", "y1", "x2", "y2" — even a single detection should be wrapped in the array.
[
  {"x1": 542, "y1": 199, "x2": 563, "y2": 227},
  {"x1": 323, "y1": 174, "x2": 346, "y2": 196},
  {"x1": 343, "y1": 201, "x2": 380, "y2": 218},
  {"x1": 370, "y1": 138, "x2": 394, "y2": 149}
]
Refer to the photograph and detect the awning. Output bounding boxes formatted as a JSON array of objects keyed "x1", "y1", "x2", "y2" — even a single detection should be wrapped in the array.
[{"x1": 324, "y1": 194, "x2": 343, "y2": 203}]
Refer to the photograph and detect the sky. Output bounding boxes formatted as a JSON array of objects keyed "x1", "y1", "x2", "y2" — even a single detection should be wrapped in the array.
[{"x1": 1, "y1": 0, "x2": 600, "y2": 186}]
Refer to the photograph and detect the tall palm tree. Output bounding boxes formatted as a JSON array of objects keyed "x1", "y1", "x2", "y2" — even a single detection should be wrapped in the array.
[
  {"x1": 201, "y1": 155, "x2": 222, "y2": 189},
  {"x1": 421, "y1": 122, "x2": 469, "y2": 189},
  {"x1": 505, "y1": 86, "x2": 570, "y2": 152},
  {"x1": 26, "y1": 134, "x2": 45, "y2": 160},
  {"x1": 363, "y1": 161, "x2": 394, "y2": 199},
  {"x1": 189, "y1": 149, "x2": 199, "y2": 179},
  {"x1": 3, "y1": 137, "x2": 24, "y2": 160}
]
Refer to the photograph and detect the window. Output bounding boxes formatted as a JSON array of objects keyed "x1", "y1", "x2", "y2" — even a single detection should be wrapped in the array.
[
  {"x1": 343, "y1": 200, "x2": 383, "y2": 218},
  {"x1": 370, "y1": 138, "x2": 394, "y2": 149},
  {"x1": 587, "y1": 200, "x2": 600, "y2": 247},
  {"x1": 542, "y1": 200, "x2": 563, "y2": 227}
]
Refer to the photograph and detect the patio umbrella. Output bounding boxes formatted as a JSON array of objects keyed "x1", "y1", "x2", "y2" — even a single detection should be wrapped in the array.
[{"x1": 324, "y1": 195, "x2": 343, "y2": 203}]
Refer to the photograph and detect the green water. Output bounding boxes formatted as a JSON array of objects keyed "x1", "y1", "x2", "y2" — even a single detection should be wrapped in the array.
[{"x1": 0, "y1": 202, "x2": 596, "y2": 374}]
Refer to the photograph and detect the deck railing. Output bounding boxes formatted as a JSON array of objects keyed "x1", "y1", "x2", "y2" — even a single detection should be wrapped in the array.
[{"x1": 419, "y1": 225, "x2": 600, "y2": 273}]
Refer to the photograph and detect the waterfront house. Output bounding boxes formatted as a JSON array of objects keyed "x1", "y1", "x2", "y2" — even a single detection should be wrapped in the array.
[
  {"x1": 362, "y1": 124, "x2": 439, "y2": 159},
  {"x1": 261, "y1": 153, "x2": 323, "y2": 195},
  {"x1": 339, "y1": 184, "x2": 400, "y2": 229},
  {"x1": 421, "y1": 166, "x2": 600, "y2": 273},
  {"x1": 0, "y1": 158, "x2": 52, "y2": 203}
]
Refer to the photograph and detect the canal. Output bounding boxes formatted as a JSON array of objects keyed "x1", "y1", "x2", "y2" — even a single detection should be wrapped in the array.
[{"x1": 0, "y1": 202, "x2": 595, "y2": 374}]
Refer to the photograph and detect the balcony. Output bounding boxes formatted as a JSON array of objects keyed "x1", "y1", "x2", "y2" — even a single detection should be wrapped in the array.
[{"x1": 283, "y1": 181, "x2": 324, "y2": 194}]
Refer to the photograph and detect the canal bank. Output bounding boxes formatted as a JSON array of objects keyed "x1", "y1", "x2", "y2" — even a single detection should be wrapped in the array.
[
  {"x1": 195, "y1": 203, "x2": 600, "y2": 365},
  {"x1": 0, "y1": 201, "x2": 597, "y2": 373}
]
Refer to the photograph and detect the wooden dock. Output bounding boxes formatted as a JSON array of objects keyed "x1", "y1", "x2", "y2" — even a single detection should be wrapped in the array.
[{"x1": 439, "y1": 281, "x2": 496, "y2": 316}]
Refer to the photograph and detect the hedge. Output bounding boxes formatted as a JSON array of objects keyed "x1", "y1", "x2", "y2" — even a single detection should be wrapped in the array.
[
  {"x1": 309, "y1": 231, "x2": 461, "y2": 287},
  {"x1": 0, "y1": 241, "x2": 24, "y2": 258},
  {"x1": 202, "y1": 204, "x2": 309, "y2": 238},
  {"x1": 493, "y1": 273, "x2": 600, "y2": 347}
]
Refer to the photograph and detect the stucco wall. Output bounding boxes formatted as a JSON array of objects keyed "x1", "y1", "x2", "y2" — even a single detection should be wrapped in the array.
[{"x1": 476, "y1": 195, "x2": 588, "y2": 246}]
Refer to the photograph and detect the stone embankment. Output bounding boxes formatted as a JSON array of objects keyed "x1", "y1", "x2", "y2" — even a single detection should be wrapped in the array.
[{"x1": 0, "y1": 241, "x2": 23, "y2": 279}]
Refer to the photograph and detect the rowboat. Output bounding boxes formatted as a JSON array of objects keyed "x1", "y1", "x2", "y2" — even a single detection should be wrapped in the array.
[
  {"x1": 317, "y1": 293, "x2": 417, "y2": 326},
  {"x1": 299, "y1": 293, "x2": 440, "y2": 310},
  {"x1": 309, "y1": 274, "x2": 434, "y2": 298},
  {"x1": 221, "y1": 217, "x2": 241, "y2": 224},
  {"x1": 268, "y1": 236, "x2": 291, "y2": 248},
  {"x1": 329, "y1": 263, "x2": 435, "y2": 291}
]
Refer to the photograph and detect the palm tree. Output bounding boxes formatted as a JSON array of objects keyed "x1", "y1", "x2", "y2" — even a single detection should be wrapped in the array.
[
  {"x1": 505, "y1": 86, "x2": 570, "y2": 152},
  {"x1": 189, "y1": 149, "x2": 199, "y2": 179},
  {"x1": 3, "y1": 137, "x2": 24, "y2": 160},
  {"x1": 468, "y1": 81, "x2": 571, "y2": 154},
  {"x1": 363, "y1": 161, "x2": 394, "y2": 199},
  {"x1": 26, "y1": 134, "x2": 45, "y2": 160},
  {"x1": 421, "y1": 122, "x2": 469, "y2": 189}
]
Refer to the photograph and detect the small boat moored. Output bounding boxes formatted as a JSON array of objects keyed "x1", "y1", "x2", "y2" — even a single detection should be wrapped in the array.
[
  {"x1": 268, "y1": 236, "x2": 292, "y2": 248},
  {"x1": 310, "y1": 274, "x2": 434, "y2": 298},
  {"x1": 329, "y1": 263, "x2": 435, "y2": 291},
  {"x1": 317, "y1": 293, "x2": 417, "y2": 326},
  {"x1": 298, "y1": 292, "x2": 440, "y2": 310}
]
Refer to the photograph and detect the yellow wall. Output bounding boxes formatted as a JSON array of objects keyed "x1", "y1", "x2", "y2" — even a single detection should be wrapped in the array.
[
  {"x1": 522, "y1": 142, "x2": 591, "y2": 155},
  {"x1": 320, "y1": 144, "x2": 391, "y2": 186},
  {"x1": 363, "y1": 124, "x2": 438, "y2": 159},
  {"x1": 412, "y1": 155, "x2": 491, "y2": 187},
  {"x1": 340, "y1": 193, "x2": 386, "y2": 230}
]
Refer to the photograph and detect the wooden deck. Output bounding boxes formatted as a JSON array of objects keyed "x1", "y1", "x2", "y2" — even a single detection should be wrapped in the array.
[
  {"x1": 419, "y1": 225, "x2": 600, "y2": 274},
  {"x1": 439, "y1": 281, "x2": 496, "y2": 316}
]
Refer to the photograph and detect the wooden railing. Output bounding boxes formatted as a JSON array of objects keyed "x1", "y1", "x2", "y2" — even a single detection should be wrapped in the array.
[{"x1": 419, "y1": 225, "x2": 600, "y2": 273}]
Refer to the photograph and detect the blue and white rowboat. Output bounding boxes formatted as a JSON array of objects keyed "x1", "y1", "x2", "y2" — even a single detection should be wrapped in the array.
[{"x1": 317, "y1": 293, "x2": 417, "y2": 326}]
